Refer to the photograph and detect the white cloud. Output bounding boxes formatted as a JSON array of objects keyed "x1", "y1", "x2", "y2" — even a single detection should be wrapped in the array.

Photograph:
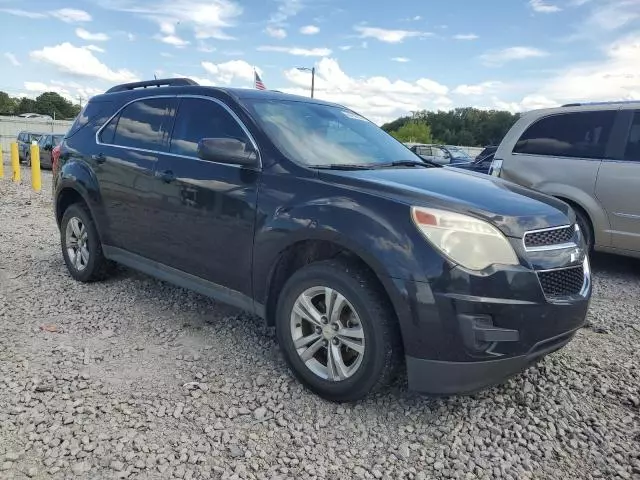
[
  {"x1": 0, "y1": 8, "x2": 46, "y2": 19},
  {"x1": 258, "y1": 46, "x2": 332, "y2": 56},
  {"x1": 354, "y1": 25, "x2": 431, "y2": 43},
  {"x1": 453, "y1": 33, "x2": 479, "y2": 40},
  {"x1": 85, "y1": 45, "x2": 106, "y2": 53},
  {"x1": 173, "y1": 73, "x2": 217, "y2": 87},
  {"x1": 269, "y1": 0, "x2": 303, "y2": 24},
  {"x1": 201, "y1": 59, "x2": 257, "y2": 84},
  {"x1": 101, "y1": 0, "x2": 242, "y2": 41},
  {"x1": 528, "y1": 0, "x2": 561, "y2": 13},
  {"x1": 339, "y1": 45, "x2": 353, "y2": 51},
  {"x1": 265, "y1": 26, "x2": 287, "y2": 39},
  {"x1": 484, "y1": 33, "x2": 640, "y2": 112},
  {"x1": 156, "y1": 34, "x2": 190, "y2": 47},
  {"x1": 581, "y1": 0, "x2": 640, "y2": 32},
  {"x1": 23, "y1": 80, "x2": 103, "y2": 104},
  {"x1": 50, "y1": 8, "x2": 92, "y2": 23},
  {"x1": 453, "y1": 81, "x2": 503, "y2": 96},
  {"x1": 75, "y1": 28, "x2": 110, "y2": 41},
  {"x1": 127, "y1": 33, "x2": 136, "y2": 41},
  {"x1": 4, "y1": 52, "x2": 21, "y2": 67},
  {"x1": 479, "y1": 46, "x2": 548, "y2": 66},
  {"x1": 300, "y1": 25, "x2": 320, "y2": 35},
  {"x1": 280, "y1": 58, "x2": 450, "y2": 124},
  {"x1": 160, "y1": 52, "x2": 174, "y2": 57},
  {"x1": 391, "y1": 57, "x2": 410, "y2": 63},
  {"x1": 30, "y1": 43, "x2": 138, "y2": 83}
]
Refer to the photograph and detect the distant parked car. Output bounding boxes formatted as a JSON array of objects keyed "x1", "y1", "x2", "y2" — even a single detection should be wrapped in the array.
[
  {"x1": 26, "y1": 133, "x2": 64, "y2": 168},
  {"x1": 18, "y1": 113, "x2": 53, "y2": 120},
  {"x1": 450, "y1": 152, "x2": 495, "y2": 175},
  {"x1": 491, "y1": 100, "x2": 640, "y2": 257},
  {"x1": 406, "y1": 143, "x2": 473, "y2": 165},
  {"x1": 16, "y1": 131, "x2": 44, "y2": 162}
]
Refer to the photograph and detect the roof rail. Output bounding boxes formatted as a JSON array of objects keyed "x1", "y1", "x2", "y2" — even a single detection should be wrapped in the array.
[
  {"x1": 105, "y1": 77, "x2": 199, "y2": 94},
  {"x1": 562, "y1": 100, "x2": 640, "y2": 107}
]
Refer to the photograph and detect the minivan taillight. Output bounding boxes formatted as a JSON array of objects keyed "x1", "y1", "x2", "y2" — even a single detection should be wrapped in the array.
[{"x1": 489, "y1": 158, "x2": 503, "y2": 177}]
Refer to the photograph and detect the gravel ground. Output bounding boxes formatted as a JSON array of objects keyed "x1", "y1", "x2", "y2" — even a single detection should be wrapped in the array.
[{"x1": 0, "y1": 165, "x2": 639, "y2": 480}]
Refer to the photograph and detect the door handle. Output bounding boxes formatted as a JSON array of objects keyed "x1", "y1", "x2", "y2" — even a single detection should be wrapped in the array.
[
  {"x1": 156, "y1": 170, "x2": 175, "y2": 183},
  {"x1": 91, "y1": 153, "x2": 106, "y2": 164}
]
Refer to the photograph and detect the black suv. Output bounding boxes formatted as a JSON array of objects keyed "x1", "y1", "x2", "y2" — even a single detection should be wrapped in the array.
[{"x1": 53, "y1": 78, "x2": 591, "y2": 402}]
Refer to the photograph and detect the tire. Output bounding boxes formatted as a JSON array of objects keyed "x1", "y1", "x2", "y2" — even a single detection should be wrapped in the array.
[
  {"x1": 574, "y1": 207, "x2": 594, "y2": 253},
  {"x1": 275, "y1": 259, "x2": 402, "y2": 402},
  {"x1": 60, "y1": 203, "x2": 111, "y2": 282}
]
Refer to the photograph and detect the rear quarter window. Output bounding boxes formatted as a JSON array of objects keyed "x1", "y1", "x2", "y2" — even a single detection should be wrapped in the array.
[
  {"x1": 65, "y1": 100, "x2": 115, "y2": 139},
  {"x1": 513, "y1": 110, "x2": 616, "y2": 159}
]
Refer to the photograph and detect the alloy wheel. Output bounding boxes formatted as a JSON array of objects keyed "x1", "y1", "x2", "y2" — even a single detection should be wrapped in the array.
[
  {"x1": 65, "y1": 217, "x2": 90, "y2": 272},
  {"x1": 290, "y1": 286, "x2": 366, "y2": 381}
]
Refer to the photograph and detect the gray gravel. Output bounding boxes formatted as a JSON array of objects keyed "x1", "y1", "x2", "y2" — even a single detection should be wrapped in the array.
[{"x1": 1, "y1": 166, "x2": 639, "y2": 480}]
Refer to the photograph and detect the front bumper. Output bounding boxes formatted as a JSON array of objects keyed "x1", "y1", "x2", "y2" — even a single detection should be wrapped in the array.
[
  {"x1": 406, "y1": 327, "x2": 577, "y2": 395},
  {"x1": 387, "y1": 259, "x2": 591, "y2": 395}
]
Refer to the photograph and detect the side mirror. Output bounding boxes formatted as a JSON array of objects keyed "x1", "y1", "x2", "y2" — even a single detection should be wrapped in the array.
[{"x1": 197, "y1": 138, "x2": 258, "y2": 167}]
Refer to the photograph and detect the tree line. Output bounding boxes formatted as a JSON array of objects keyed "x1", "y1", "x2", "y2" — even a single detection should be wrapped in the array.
[
  {"x1": 382, "y1": 107, "x2": 519, "y2": 147},
  {"x1": 0, "y1": 91, "x2": 82, "y2": 120}
]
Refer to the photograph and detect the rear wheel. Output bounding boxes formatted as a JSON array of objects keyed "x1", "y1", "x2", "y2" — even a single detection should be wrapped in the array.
[
  {"x1": 275, "y1": 260, "x2": 402, "y2": 402},
  {"x1": 60, "y1": 203, "x2": 111, "y2": 282}
]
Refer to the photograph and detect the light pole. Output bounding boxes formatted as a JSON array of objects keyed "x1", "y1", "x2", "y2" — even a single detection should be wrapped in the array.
[{"x1": 296, "y1": 66, "x2": 315, "y2": 98}]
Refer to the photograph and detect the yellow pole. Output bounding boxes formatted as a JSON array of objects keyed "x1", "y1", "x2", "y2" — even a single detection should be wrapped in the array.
[
  {"x1": 0, "y1": 145, "x2": 4, "y2": 179},
  {"x1": 30, "y1": 143, "x2": 42, "y2": 192},
  {"x1": 10, "y1": 142, "x2": 20, "y2": 183}
]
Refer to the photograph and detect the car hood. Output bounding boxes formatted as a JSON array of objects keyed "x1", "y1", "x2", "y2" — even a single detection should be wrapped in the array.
[{"x1": 319, "y1": 167, "x2": 572, "y2": 238}]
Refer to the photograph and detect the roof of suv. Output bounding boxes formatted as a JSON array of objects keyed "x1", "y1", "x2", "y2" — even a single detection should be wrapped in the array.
[
  {"x1": 522, "y1": 100, "x2": 640, "y2": 119},
  {"x1": 90, "y1": 77, "x2": 342, "y2": 109}
]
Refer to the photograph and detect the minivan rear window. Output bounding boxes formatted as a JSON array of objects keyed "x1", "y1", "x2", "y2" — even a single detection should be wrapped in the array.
[{"x1": 513, "y1": 110, "x2": 616, "y2": 159}]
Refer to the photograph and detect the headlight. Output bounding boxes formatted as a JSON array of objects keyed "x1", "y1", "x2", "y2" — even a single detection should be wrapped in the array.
[{"x1": 411, "y1": 207, "x2": 519, "y2": 271}]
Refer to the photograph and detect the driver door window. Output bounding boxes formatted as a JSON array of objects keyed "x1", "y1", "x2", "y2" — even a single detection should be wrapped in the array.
[{"x1": 170, "y1": 98, "x2": 250, "y2": 159}]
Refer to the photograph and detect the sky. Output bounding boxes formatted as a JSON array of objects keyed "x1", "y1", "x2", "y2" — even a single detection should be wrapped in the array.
[{"x1": 1, "y1": 0, "x2": 639, "y2": 125}]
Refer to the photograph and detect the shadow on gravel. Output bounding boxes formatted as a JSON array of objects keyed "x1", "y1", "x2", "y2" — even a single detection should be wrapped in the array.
[{"x1": 590, "y1": 252, "x2": 640, "y2": 278}]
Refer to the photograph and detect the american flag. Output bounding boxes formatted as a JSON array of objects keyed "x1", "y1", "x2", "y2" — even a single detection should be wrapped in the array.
[{"x1": 254, "y1": 70, "x2": 266, "y2": 90}]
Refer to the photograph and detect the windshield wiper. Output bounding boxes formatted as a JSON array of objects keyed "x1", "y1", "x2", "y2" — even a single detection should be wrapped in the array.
[
  {"x1": 311, "y1": 163, "x2": 376, "y2": 170},
  {"x1": 376, "y1": 160, "x2": 439, "y2": 168}
]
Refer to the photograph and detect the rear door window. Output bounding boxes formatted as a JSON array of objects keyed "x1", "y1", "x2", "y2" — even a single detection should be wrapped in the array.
[
  {"x1": 623, "y1": 111, "x2": 640, "y2": 162},
  {"x1": 101, "y1": 98, "x2": 172, "y2": 151},
  {"x1": 513, "y1": 110, "x2": 615, "y2": 159}
]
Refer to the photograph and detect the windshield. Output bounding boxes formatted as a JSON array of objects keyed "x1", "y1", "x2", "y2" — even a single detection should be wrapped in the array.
[
  {"x1": 243, "y1": 99, "x2": 422, "y2": 166},
  {"x1": 445, "y1": 146, "x2": 472, "y2": 160}
]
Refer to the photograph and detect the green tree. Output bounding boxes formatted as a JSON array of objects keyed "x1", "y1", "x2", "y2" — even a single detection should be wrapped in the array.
[
  {"x1": 34, "y1": 92, "x2": 80, "y2": 119},
  {"x1": 382, "y1": 107, "x2": 519, "y2": 147},
  {"x1": 0, "y1": 91, "x2": 17, "y2": 114},
  {"x1": 15, "y1": 97, "x2": 37, "y2": 115},
  {"x1": 389, "y1": 121, "x2": 433, "y2": 144}
]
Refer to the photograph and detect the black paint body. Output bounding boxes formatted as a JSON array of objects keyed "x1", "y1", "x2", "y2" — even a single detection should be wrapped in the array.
[{"x1": 53, "y1": 86, "x2": 591, "y2": 394}]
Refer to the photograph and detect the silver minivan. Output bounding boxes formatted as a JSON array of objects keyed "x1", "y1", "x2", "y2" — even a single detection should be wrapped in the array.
[{"x1": 491, "y1": 101, "x2": 640, "y2": 258}]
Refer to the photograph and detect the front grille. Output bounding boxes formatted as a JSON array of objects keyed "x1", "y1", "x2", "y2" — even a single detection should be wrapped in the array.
[
  {"x1": 524, "y1": 226, "x2": 574, "y2": 249},
  {"x1": 537, "y1": 265, "x2": 584, "y2": 297}
]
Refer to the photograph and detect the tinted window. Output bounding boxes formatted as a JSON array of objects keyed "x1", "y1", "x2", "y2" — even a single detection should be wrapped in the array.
[
  {"x1": 624, "y1": 111, "x2": 640, "y2": 162},
  {"x1": 103, "y1": 98, "x2": 171, "y2": 151},
  {"x1": 67, "y1": 100, "x2": 115, "y2": 139},
  {"x1": 416, "y1": 146, "x2": 431, "y2": 156},
  {"x1": 169, "y1": 98, "x2": 249, "y2": 158},
  {"x1": 514, "y1": 111, "x2": 615, "y2": 159}
]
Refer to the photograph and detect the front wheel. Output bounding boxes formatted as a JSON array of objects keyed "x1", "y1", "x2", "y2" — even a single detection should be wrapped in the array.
[{"x1": 275, "y1": 260, "x2": 402, "y2": 402}]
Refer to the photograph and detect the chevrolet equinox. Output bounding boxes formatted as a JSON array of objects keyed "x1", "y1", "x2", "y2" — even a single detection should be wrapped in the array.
[{"x1": 53, "y1": 78, "x2": 591, "y2": 402}]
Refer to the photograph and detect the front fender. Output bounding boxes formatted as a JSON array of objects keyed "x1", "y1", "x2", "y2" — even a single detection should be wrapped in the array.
[{"x1": 252, "y1": 192, "x2": 447, "y2": 304}]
